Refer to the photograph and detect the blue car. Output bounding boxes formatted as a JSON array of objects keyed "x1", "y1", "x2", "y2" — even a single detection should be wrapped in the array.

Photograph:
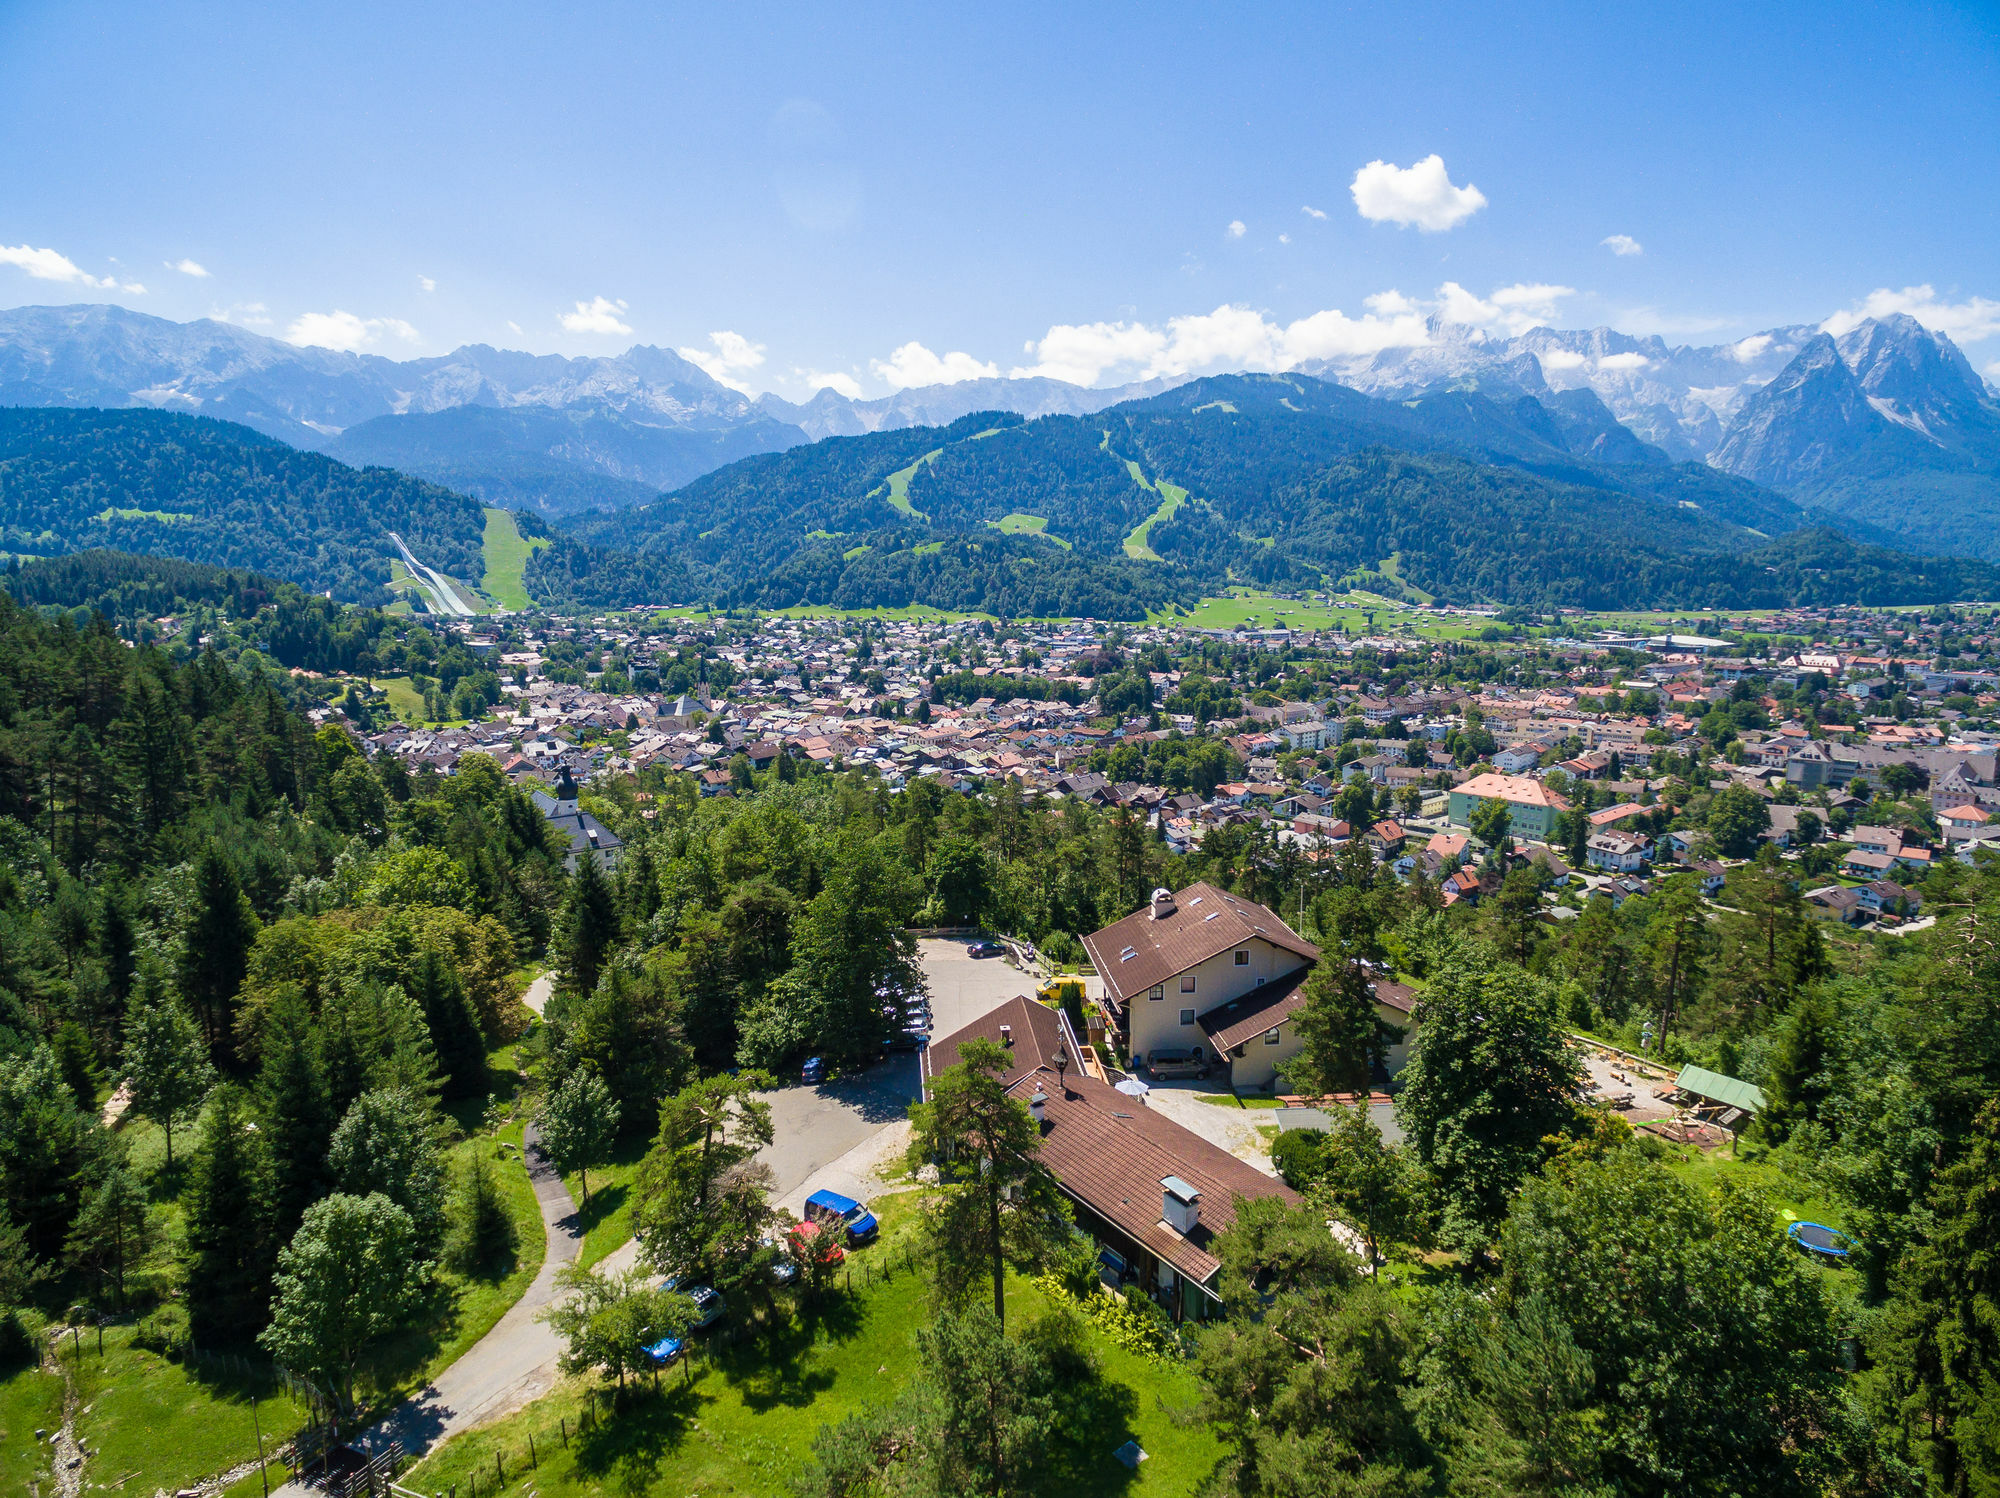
[
  {"x1": 801, "y1": 1056, "x2": 826, "y2": 1084},
  {"x1": 805, "y1": 1188, "x2": 879, "y2": 1244},
  {"x1": 642, "y1": 1333, "x2": 684, "y2": 1366}
]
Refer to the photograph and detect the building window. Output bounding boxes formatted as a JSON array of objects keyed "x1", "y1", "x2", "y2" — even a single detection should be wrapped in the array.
[
  {"x1": 1148, "y1": 985, "x2": 1164, "y2": 1001},
  {"x1": 1180, "y1": 973, "x2": 1196, "y2": 993},
  {"x1": 1265, "y1": 1028, "x2": 1282, "y2": 1045},
  {"x1": 1234, "y1": 949, "x2": 1250, "y2": 966},
  {"x1": 1179, "y1": 1008, "x2": 1196, "y2": 1027}
]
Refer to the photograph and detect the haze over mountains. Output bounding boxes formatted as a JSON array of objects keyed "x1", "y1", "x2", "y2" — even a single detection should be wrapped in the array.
[{"x1": 3, "y1": 301, "x2": 1998, "y2": 564}]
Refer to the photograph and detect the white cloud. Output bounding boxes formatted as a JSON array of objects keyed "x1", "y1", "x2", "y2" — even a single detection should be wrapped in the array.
[
  {"x1": 677, "y1": 330, "x2": 768, "y2": 392},
  {"x1": 212, "y1": 302, "x2": 270, "y2": 327},
  {"x1": 1821, "y1": 284, "x2": 2000, "y2": 345},
  {"x1": 1226, "y1": 220, "x2": 1246, "y2": 239},
  {"x1": 1601, "y1": 234, "x2": 1643, "y2": 257},
  {"x1": 559, "y1": 296, "x2": 632, "y2": 335},
  {"x1": 1301, "y1": 205, "x2": 1327, "y2": 220},
  {"x1": 1596, "y1": 351, "x2": 1651, "y2": 373},
  {"x1": 284, "y1": 310, "x2": 420, "y2": 353},
  {"x1": 0, "y1": 242, "x2": 144, "y2": 291},
  {"x1": 871, "y1": 341, "x2": 999, "y2": 389},
  {"x1": 1013, "y1": 296, "x2": 1433, "y2": 386},
  {"x1": 418, "y1": 275, "x2": 436, "y2": 293},
  {"x1": 507, "y1": 320, "x2": 524, "y2": 336},
  {"x1": 1434, "y1": 280, "x2": 1574, "y2": 336},
  {"x1": 1278, "y1": 233, "x2": 1291, "y2": 245},
  {"x1": 1012, "y1": 321, "x2": 1169, "y2": 386},
  {"x1": 1349, "y1": 155, "x2": 1487, "y2": 232},
  {"x1": 1730, "y1": 333, "x2": 1774, "y2": 363},
  {"x1": 1540, "y1": 348, "x2": 1589, "y2": 372},
  {"x1": 807, "y1": 371, "x2": 864, "y2": 399},
  {"x1": 167, "y1": 258, "x2": 210, "y2": 278}
]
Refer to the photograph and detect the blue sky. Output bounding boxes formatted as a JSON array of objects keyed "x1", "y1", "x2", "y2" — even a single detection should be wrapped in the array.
[{"x1": 3, "y1": 0, "x2": 1997, "y2": 396}]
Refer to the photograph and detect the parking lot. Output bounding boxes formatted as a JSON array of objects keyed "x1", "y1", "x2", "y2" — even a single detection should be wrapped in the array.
[
  {"x1": 917, "y1": 936, "x2": 1040, "y2": 1040},
  {"x1": 752, "y1": 936, "x2": 1034, "y2": 1211}
]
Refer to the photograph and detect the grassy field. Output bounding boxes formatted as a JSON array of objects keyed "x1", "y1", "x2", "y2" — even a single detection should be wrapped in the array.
[
  {"x1": 54, "y1": 1326, "x2": 310, "y2": 1495},
  {"x1": 374, "y1": 673, "x2": 438, "y2": 725},
  {"x1": 481, "y1": 506, "x2": 549, "y2": 612},
  {"x1": 562, "y1": 1130, "x2": 655, "y2": 1269},
  {"x1": 0, "y1": 1351, "x2": 62, "y2": 1494},
  {"x1": 880, "y1": 450, "x2": 943, "y2": 518},
  {"x1": 1120, "y1": 461, "x2": 1188, "y2": 561},
  {"x1": 409, "y1": 1198, "x2": 1221, "y2": 1498},
  {"x1": 988, "y1": 512, "x2": 1072, "y2": 549},
  {"x1": 1149, "y1": 587, "x2": 1489, "y2": 638}
]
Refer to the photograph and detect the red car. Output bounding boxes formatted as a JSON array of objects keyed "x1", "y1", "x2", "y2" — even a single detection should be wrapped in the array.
[{"x1": 788, "y1": 1218, "x2": 846, "y2": 1268}]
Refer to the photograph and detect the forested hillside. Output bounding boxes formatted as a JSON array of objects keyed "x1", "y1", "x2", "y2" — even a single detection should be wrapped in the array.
[
  {"x1": 564, "y1": 374, "x2": 2000, "y2": 614},
  {"x1": 0, "y1": 409, "x2": 488, "y2": 605}
]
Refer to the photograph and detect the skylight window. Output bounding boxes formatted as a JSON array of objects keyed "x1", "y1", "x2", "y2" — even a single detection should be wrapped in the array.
[{"x1": 1204, "y1": 911, "x2": 1221, "y2": 921}]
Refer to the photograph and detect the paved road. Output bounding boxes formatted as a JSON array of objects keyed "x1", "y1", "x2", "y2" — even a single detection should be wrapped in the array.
[
  {"x1": 274, "y1": 1127, "x2": 581, "y2": 1491},
  {"x1": 280, "y1": 940, "x2": 1028, "y2": 1477}
]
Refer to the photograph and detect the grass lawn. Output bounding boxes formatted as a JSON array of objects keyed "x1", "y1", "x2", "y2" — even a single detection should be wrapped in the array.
[
  {"x1": 0, "y1": 1353, "x2": 62, "y2": 1494},
  {"x1": 408, "y1": 1204, "x2": 1221, "y2": 1498},
  {"x1": 481, "y1": 506, "x2": 549, "y2": 612},
  {"x1": 61, "y1": 1326, "x2": 309, "y2": 1495},
  {"x1": 562, "y1": 1130, "x2": 655, "y2": 1269}
]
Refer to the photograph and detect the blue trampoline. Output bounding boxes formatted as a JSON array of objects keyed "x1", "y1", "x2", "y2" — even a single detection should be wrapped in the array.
[{"x1": 1787, "y1": 1221, "x2": 1854, "y2": 1260}]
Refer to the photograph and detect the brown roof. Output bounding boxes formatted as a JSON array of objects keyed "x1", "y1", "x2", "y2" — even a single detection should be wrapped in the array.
[
  {"x1": 925, "y1": 996, "x2": 1295, "y2": 1285},
  {"x1": 921, "y1": 992, "x2": 1062, "y2": 1089},
  {"x1": 1082, "y1": 883, "x2": 1320, "y2": 1012},
  {"x1": 1199, "y1": 966, "x2": 1416, "y2": 1051},
  {"x1": 1198, "y1": 970, "x2": 1312, "y2": 1050}
]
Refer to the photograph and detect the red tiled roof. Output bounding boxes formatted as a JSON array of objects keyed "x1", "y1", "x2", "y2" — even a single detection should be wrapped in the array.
[
  {"x1": 925, "y1": 996, "x2": 1295, "y2": 1285},
  {"x1": 1082, "y1": 883, "x2": 1320, "y2": 1012}
]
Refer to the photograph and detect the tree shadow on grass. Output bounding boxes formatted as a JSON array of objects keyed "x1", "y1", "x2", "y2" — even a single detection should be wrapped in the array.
[
  {"x1": 572, "y1": 1379, "x2": 705, "y2": 1496},
  {"x1": 711, "y1": 1292, "x2": 864, "y2": 1414},
  {"x1": 1036, "y1": 1364, "x2": 1144, "y2": 1497},
  {"x1": 571, "y1": 1181, "x2": 628, "y2": 1241}
]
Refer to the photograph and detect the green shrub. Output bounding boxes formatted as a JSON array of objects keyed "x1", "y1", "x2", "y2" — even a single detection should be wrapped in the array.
[
  {"x1": 135, "y1": 1303, "x2": 192, "y2": 1359},
  {"x1": 1270, "y1": 1127, "x2": 1328, "y2": 1190}
]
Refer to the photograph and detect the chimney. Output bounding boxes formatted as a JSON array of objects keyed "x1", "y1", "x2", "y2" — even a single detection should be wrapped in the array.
[
  {"x1": 1149, "y1": 887, "x2": 1175, "y2": 920},
  {"x1": 999, "y1": 1024, "x2": 1013, "y2": 1048},
  {"x1": 1161, "y1": 1176, "x2": 1200, "y2": 1235},
  {"x1": 1028, "y1": 1088, "x2": 1047, "y2": 1125}
]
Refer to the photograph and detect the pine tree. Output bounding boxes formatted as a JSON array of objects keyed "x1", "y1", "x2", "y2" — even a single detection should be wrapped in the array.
[
  {"x1": 177, "y1": 844, "x2": 259, "y2": 1059},
  {"x1": 183, "y1": 1084, "x2": 275, "y2": 1340},
  {"x1": 1283, "y1": 959, "x2": 1397, "y2": 1098},
  {"x1": 64, "y1": 1166, "x2": 151, "y2": 1309},
  {"x1": 121, "y1": 978, "x2": 214, "y2": 1167},
  {"x1": 409, "y1": 945, "x2": 487, "y2": 1099},
  {"x1": 557, "y1": 854, "x2": 620, "y2": 998},
  {"x1": 257, "y1": 985, "x2": 331, "y2": 1244},
  {"x1": 1760, "y1": 989, "x2": 1839, "y2": 1142}
]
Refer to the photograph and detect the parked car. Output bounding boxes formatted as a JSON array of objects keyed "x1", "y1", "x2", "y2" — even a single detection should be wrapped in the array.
[
  {"x1": 886, "y1": 1026, "x2": 928, "y2": 1051},
  {"x1": 1144, "y1": 1047, "x2": 1210, "y2": 1080},
  {"x1": 804, "y1": 1188, "x2": 879, "y2": 1244},
  {"x1": 967, "y1": 940, "x2": 1005, "y2": 958},
  {"x1": 641, "y1": 1331, "x2": 685, "y2": 1366},
  {"x1": 801, "y1": 1056, "x2": 826, "y2": 1084},
  {"x1": 761, "y1": 1232, "x2": 799, "y2": 1284},
  {"x1": 681, "y1": 1284, "x2": 727, "y2": 1328}
]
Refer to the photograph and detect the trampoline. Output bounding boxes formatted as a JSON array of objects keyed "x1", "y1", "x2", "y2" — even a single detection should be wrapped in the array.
[{"x1": 1787, "y1": 1221, "x2": 1854, "y2": 1260}]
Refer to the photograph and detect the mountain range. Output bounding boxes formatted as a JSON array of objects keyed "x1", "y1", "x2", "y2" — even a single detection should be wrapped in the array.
[{"x1": 3, "y1": 301, "x2": 1999, "y2": 562}]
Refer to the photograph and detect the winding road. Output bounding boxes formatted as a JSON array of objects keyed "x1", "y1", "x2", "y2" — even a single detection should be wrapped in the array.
[{"x1": 270, "y1": 943, "x2": 1028, "y2": 1487}]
